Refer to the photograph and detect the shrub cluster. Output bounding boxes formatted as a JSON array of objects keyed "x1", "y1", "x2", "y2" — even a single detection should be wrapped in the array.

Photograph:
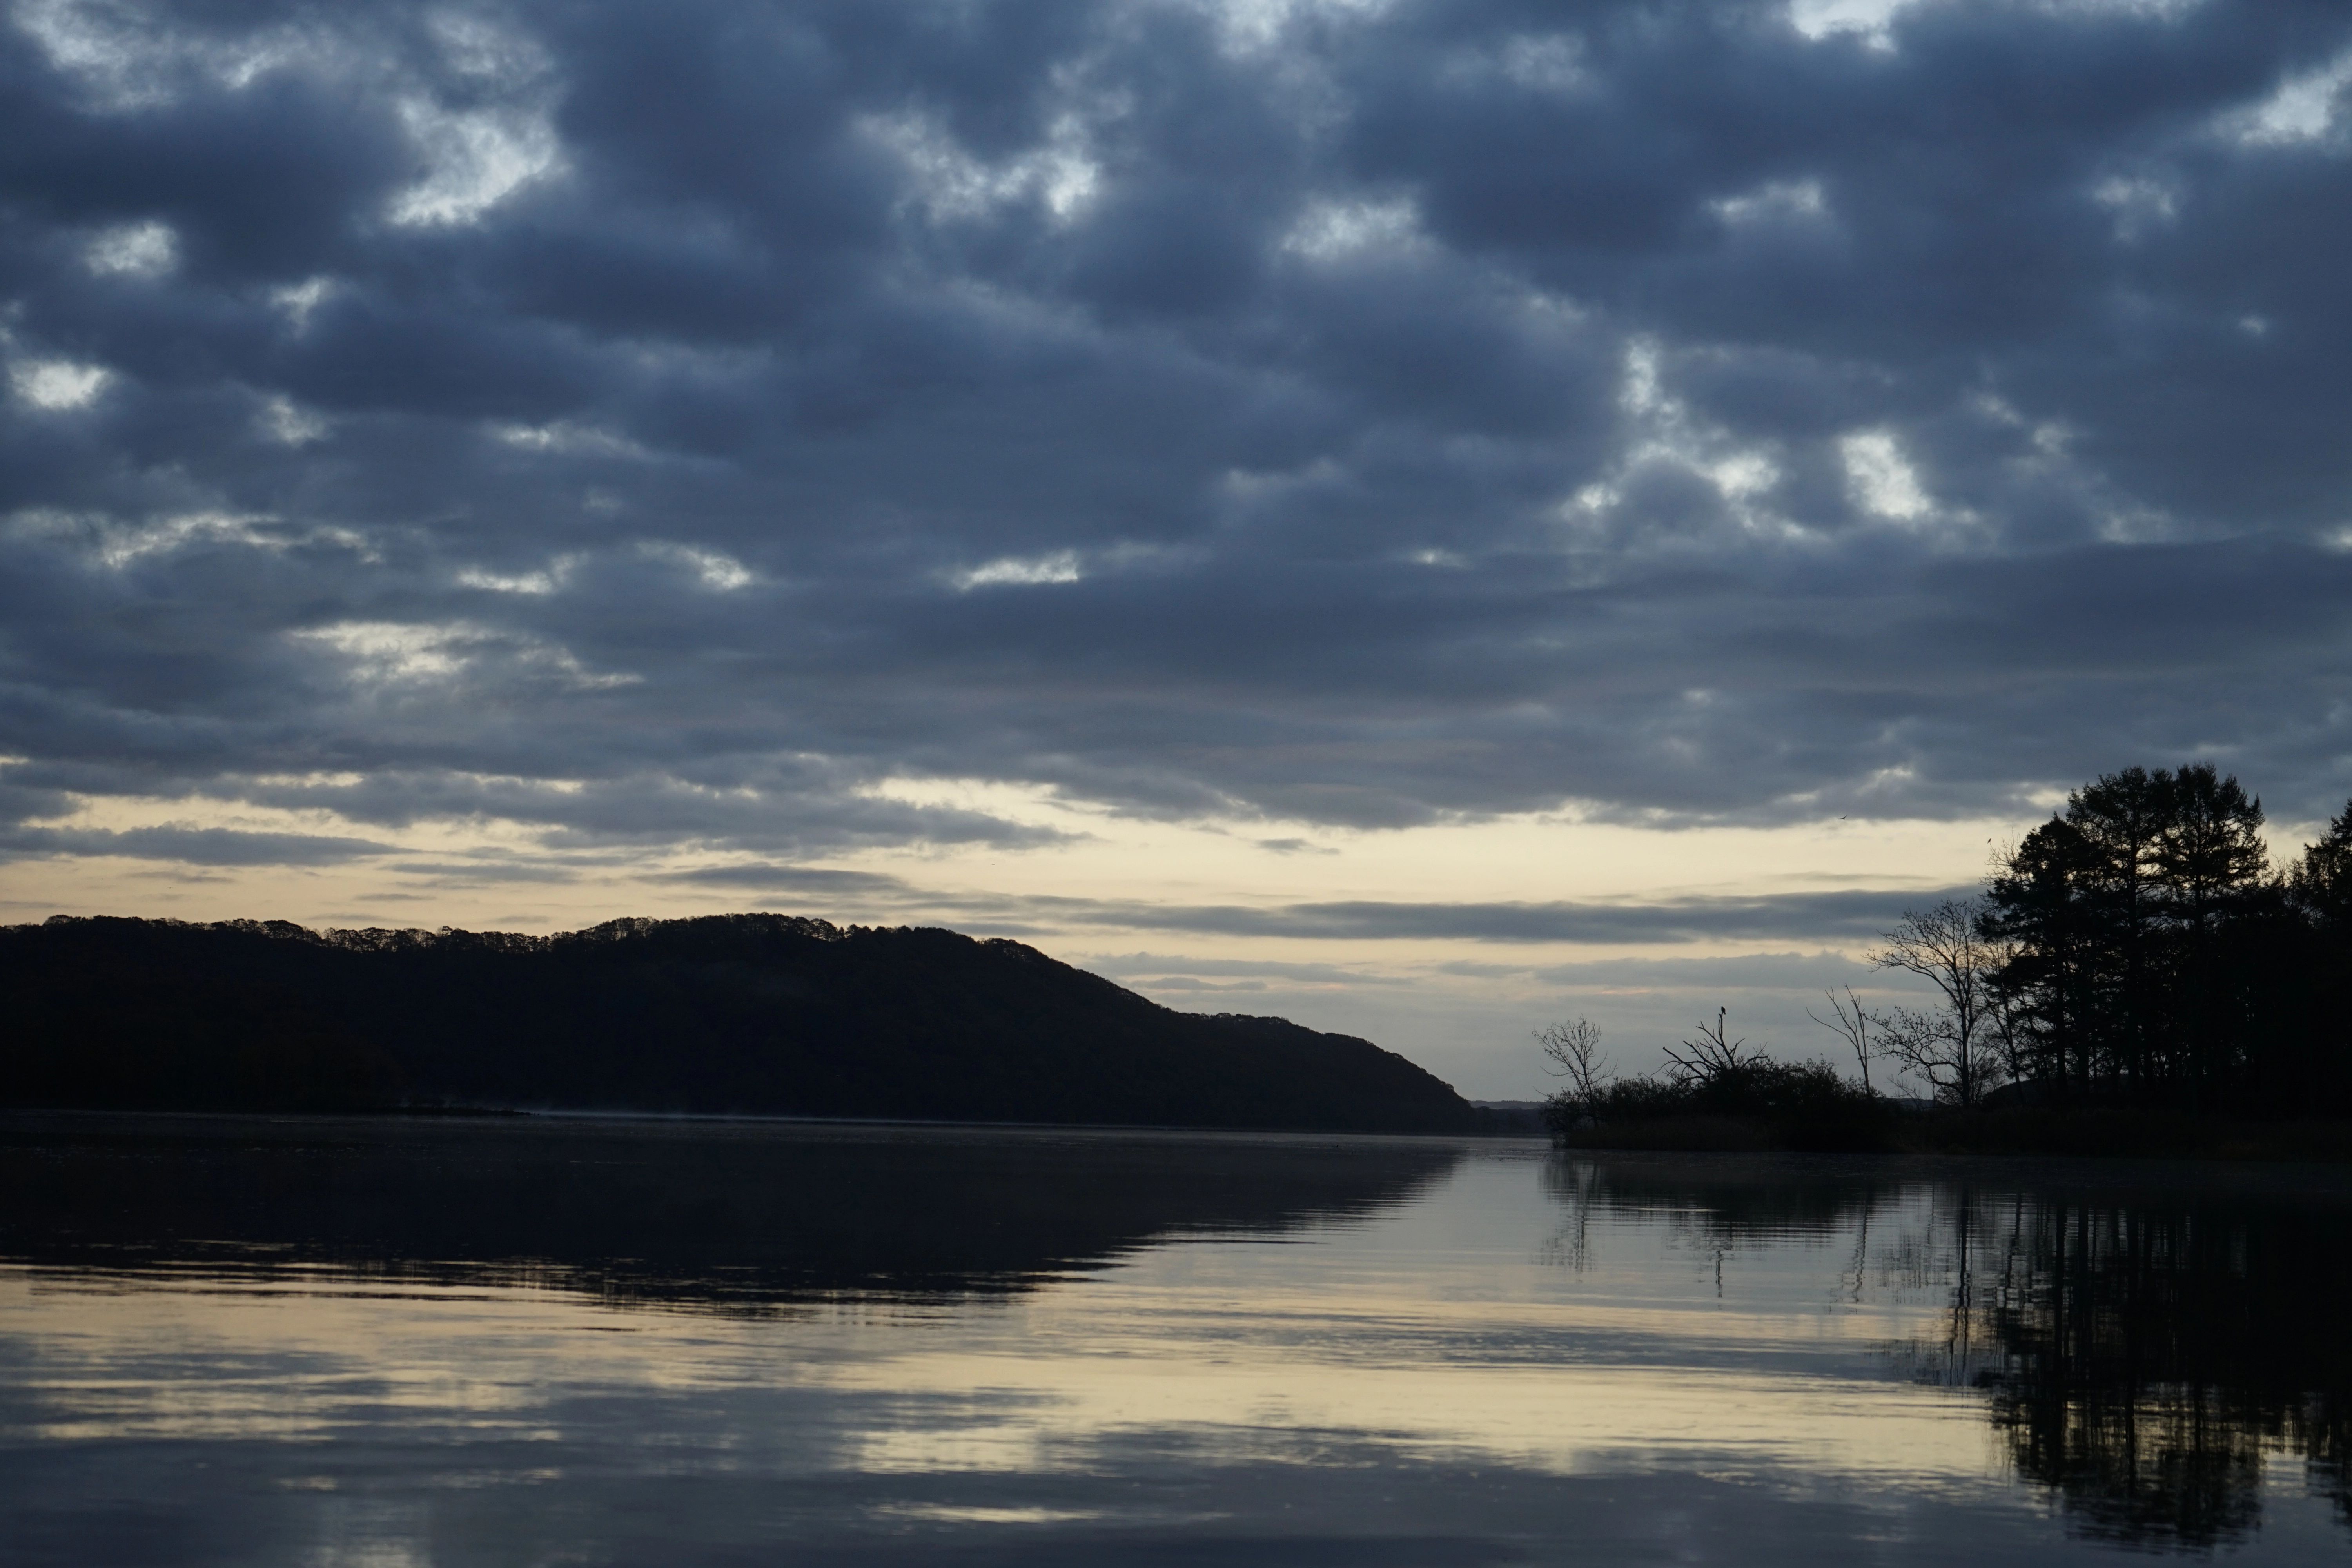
[{"x1": 1546, "y1": 1057, "x2": 1893, "y2": 1152}]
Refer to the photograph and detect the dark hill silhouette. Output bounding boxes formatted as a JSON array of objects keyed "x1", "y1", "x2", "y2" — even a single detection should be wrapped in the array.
[{"x1": 0, "y1": 914, "x2": 1475, "y2": 1133}]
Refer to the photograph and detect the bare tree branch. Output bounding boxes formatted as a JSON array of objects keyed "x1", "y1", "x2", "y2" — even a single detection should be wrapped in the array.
[
  {"x1": 1661, "y1": 1007, "x2": 1751, "y2": 1087},
  {"x1": 1869, "y1": 898, "x2": 2006, "y2": 1106},
  {"x1": 1536, "y1": 1017, "x2": 1611, "y2": 1113},
  {"x1": 1808, "y1": 986, "x2": 1875, "y2": 1094}
]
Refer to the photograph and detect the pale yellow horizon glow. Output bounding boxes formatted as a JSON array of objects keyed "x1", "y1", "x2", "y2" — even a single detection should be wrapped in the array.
[{"x1": 0, "y1": 782, "x2": 2041, "y2": 942}]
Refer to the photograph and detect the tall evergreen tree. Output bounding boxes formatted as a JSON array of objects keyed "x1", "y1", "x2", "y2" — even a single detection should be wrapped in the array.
[
  {"x1": 2151, "y1": 765, "x2": 2269, "y2": 1105},
  {"x1": 2052, "y1": 766, "x2": 2171, "y2": 1096},
  {"x1": 1984, "y1": 817, "x2": 2103, "y2": 1092},
  {"x1": 1986, "y1": 764, "x2": 2288, "y2": 1111},
  {"x1": 2283, "y1": 801, "x2": 2352, "y2": 1107}
]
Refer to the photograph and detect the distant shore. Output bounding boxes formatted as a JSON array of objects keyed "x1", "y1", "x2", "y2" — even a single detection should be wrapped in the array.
[
  {"x1": 1, "y1": 914, "x2": 1481, "y2": 1136},
  {"x1": 1556, "y1": 1107, "x2": 2352, "y2": 1162}
]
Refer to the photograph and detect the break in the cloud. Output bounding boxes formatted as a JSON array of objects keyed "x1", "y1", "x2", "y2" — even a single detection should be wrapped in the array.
[{"x1": 4, "y1": 0, "x2": 2352, "y2": 1087}]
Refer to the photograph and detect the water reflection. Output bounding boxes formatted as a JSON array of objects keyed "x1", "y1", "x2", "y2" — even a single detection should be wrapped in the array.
[
  {"x1": 0, "y1": 1114, "x2": 1463, "y2": 1311},
  {"x1": 1550, "y1": 1154, "x2": 2352, "y2": 1549},
  {"x1": 6, "y1": 1118, "x2": 2350, "y2": 1565},
  {"x1": 1982, "y1": 1194, "x2": 2352, "y2": 1548}
]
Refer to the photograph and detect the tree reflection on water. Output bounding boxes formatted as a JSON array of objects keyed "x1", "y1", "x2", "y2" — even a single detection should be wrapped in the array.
[
  {"x1": 0, "y1": 1113, "x2": 1463, "y2": 1314},
  {"x1": 1978, "y1": 1196, "x2": 2350, "y2": 1548},
  {"x1": 1548, "y1": 1155, "x2": 2352, "y2": 1550}
]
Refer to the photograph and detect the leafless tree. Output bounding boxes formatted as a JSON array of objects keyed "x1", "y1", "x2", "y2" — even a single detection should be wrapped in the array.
[
  {"x1": 1808, "y1": 985, "x2": 1877, "y2": 1094},
  {"x1": 1536, "y1": 1017, "x2": 1611, "y2": 1113},
  {"x1": 1870, "y1": 898, "x2": 2005, "y2": 1107},
  {"x1": 1662, "y1": 1007, "x2": 1753, "y2": 1087}
]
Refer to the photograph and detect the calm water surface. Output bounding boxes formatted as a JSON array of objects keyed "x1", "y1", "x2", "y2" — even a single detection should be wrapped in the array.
[{"x1": 2, "y1": 1114, "x2": 2347, "y2": 1565}]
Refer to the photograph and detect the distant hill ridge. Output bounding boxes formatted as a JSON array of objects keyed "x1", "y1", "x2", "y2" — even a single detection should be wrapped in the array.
[{"x1": 0, "y1": 913, "x2": 1475, "y2": 1134}]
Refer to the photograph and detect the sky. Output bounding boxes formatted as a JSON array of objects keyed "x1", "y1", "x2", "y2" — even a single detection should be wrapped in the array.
[{"x1": 4, "y1": 0, "x2": 2352, "y2": 1096}]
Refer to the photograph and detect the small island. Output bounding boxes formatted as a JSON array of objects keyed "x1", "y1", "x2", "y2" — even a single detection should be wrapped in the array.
[{"x1": 1539, "y1": 764, "x2": 2352, "y2": 1161}]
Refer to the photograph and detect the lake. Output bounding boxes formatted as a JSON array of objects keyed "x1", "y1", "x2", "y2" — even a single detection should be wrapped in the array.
[{"x1": 2, "y1": 1114, "x2": 2347, "y2": 1565}]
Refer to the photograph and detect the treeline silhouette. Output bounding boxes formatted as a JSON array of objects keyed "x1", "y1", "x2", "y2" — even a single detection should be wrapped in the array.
[
  {"x1": 1544, "y1": 762, "x2": 2352, "y2": 1146},
  {"x1": 1985, "y1": 763, "x2": 2352, "y2": 1113},
  {"x1": 1543, "y1": 1158, "x2": 2352, "y2": 1548},
  {"x1": 0, "y1": 914, "x2": 1475, "y2": 1133}
]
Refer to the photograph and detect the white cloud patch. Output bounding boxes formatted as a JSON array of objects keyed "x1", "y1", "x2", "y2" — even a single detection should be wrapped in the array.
[
  {"x1": 1200, "y1": 0, "x2": 1395, "y2": 57},
  {"x1": 1563, "y1": 341, "x2": 1796, "y2": 543},
  {"x1": 488, "y1": 421, "x2": 651, "y2": 459},
  {"x1": 11, "y1": 359, "x2": 111, "y2": 410},
  {"x1": 1841, "y1": 429, "x2": 1933, "y2": 521},
  {"x1": 11, "y1": 0, "x2": 345, "y2": 110},
  {"x1": 388, "y1": 98, "x2": 564, "y2": 226},
  {"x1": 639, "y1": 541, "x2": 754, "y2": 591},
  {"x1": 298, "y1": 621, "x2": 475, "y2": 682},
  {"x1": 256, "y1": 395, "x2": 328, "y2": 446},
  {"x1": 953, "y1": 551, "x2": 1084, "y2": 590},
  {"x1": 2226, "y1": 51, "x2": 2352, "y2": 147},
  {"x1": 865, "y1": 109, "x2": 1105, "y2": 227},
  {"x1": 2091, "y1": 175, "x2": 2179, "y2": 240},
  {"x1": 456, "y1": 565, "x2": 564, "y2": 595},
  {"x1": 453, "y1": 544, "x2": 751, "y2": 595},
  {"x1": 94, "y1": 512, "x2": 276, "y2": 568},
  {"x1": 1710, "y1": 451, "x2": 1779, "y2": 500},
  {"x1": 7, "y1": 508, "x2": 373, "y2": 570},
  {"x1": 1711, "y1": 178, "x2": 1828, "y2": 225},
  {"x1": 379, "y1": 12, "x2": 567, "y2": 226},
  {"x1": 294, "y1": 621, "x2": 639, "y2": 690},
  {"x1": 1281, "y1": 196, "x2": 1422, "y2": 261},
  {"x1": 1787, "y1": 0, "x2": 1909, "y2": 50},
  {"x1": 1786, "y1": 0, "x2": 2179, "y2": 50},
  {"x1": 83, "y1": 220, "x2": 178, "y2": 278},
  {"x1": 270, "y1": 277, "x2": 335, "y2": 332}
]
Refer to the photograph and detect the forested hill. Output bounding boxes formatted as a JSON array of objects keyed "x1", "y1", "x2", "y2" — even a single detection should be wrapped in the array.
[{"x1": 0, "y1": 915, "x2": 1477, "y2": 1133}]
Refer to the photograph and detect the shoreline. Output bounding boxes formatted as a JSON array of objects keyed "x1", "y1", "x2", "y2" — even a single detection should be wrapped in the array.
[
  {"x1": 1555, "y1": 1107, "x2": 2352, "y2": 1162},
  {"x1": 9, "y1": 1102, "x2": 2352, "y2": 1163}
]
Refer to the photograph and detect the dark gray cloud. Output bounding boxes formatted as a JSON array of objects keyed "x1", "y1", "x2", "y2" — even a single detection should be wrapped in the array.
[
  {"x1": 0, "y1": 824, "x2": 394, "y2": 865},
  {"x1": 666, "y1": 864, "x2": 920, "y2": 896},
  {"x1": 5, "y1": 0, "x2": 2352, "y2": 871},
  {"x1": 1041, "y1": 888, "x2": 1987, "y2": 943},
  {"x1": 1087, "y1": 952, "x2": 1415, "y2": 985},
  {"x1": 644, "y1": 868, "x2": 1980, "y2": 946}
]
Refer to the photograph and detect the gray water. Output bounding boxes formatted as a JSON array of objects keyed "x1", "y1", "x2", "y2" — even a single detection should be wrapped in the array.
[{"x1": 2, "y1": 1115, "x2": 2347, "y2": 1565}]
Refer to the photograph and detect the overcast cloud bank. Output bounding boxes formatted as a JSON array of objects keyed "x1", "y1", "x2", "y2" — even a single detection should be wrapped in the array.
[{"x1": 4, "y1": 0, "x2": 2351, "y2": 924}]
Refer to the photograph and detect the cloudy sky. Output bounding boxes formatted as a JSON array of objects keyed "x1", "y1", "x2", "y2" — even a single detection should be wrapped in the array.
[{"x1": 4, "y1": 0, "x2": 2350, "y2": 1093}]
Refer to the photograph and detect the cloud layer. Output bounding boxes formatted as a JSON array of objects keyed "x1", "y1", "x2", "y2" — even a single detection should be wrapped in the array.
[
  {"x1": 667, "y1": 862, "x2": 1982, "y2": 946},
  {"x1": 5, "y1": 0, "x2": 2352, "y2": 882}
]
